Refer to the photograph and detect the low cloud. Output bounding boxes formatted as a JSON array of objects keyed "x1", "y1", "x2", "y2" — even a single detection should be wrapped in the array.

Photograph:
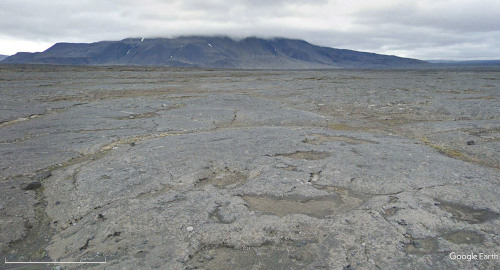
[{"x1": 0, "y1": 0, "x2": 498, "y2": 60}]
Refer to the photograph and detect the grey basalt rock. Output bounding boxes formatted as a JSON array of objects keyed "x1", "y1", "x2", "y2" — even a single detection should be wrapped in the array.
[
  {"x1": 21, "y1": 181, "x2": 42, "y2": 190},
  {"x1": 1, "y1": 66, "x2": 498, "y2": 269}
]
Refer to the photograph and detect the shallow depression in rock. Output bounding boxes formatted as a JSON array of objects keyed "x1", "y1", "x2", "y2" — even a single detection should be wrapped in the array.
[
  {"x1": 195, "y1": 170, "x2": 248, "y2": 188},
  {"x1": 443, "y1": 230, "x2": 485, "y2": 244},
  {"x1": 276, "y1": 151, "x2": 331, "y2": 160},
  {"x1": 437, "y1": 200, "x2": 499, "y2": 224},
  {"x1": 303, "y1": 134, "x2": 376, "y2": 145},
  {"x1": 242, "y1": 193, "x2": 363, "y2": 218}
]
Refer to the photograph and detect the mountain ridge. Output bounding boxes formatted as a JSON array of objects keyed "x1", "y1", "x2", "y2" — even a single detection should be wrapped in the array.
[{"x1": 2, "y1": 36, "x2": 427, "y2": 69}]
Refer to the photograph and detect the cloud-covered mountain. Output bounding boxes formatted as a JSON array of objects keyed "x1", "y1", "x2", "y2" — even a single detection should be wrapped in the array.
[{"x1": 2, "y1": 36, "x2": 427, "y2": 68}]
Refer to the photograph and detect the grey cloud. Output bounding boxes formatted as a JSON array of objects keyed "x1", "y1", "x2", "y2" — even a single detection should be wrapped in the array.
[
  {"x1": 355, "y1": 1, "x2": 500, "y2": 33},
  {"x1": 0, "y1": 0, "x2": 498, "y2": 59}
]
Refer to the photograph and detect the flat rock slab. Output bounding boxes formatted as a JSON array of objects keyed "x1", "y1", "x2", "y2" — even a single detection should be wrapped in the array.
[{"x1": 0, "y1": 66, "x2": 499, "y2": 269}]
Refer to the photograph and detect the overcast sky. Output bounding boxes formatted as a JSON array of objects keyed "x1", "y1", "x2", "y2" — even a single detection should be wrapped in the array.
[{"x1": 1, "y1": 0, "x2": 499, "y2": 60}]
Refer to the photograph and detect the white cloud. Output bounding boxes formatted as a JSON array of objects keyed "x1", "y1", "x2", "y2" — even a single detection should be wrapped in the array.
[
  {"x1": 0, "y1": 34, "x2": 53, "y2": 54},
  {"x1": 0, "y1": 0, "x2": 498, "y2": 59}
]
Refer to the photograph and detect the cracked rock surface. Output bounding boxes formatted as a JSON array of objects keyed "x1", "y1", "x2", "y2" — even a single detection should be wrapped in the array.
[{"x1": 1, "y1": 65, "x2": 499, "y2": 269}]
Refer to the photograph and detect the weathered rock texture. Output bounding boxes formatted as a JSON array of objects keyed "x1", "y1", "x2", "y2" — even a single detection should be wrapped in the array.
[{"x1": 0, "y1": 65, "x2": 499, "y2": 269}]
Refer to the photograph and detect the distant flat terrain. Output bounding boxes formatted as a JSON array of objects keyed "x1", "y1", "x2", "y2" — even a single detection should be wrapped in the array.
[{"x1": 1, "y1": 65, "x2": 499, "y2": 269}]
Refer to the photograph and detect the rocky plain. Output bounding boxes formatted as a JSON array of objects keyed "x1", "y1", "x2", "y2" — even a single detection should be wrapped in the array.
[{"x1": 0, "y1": 64, "x2": 499, "y2": 269}]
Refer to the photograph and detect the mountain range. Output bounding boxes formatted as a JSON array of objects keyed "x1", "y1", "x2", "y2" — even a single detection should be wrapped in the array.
[
  {"x1": 0, "y1": 54, "x2": 8, "y2": 61},
  {"x1": 2, "y1": 36, "x2": 427, "y2": 69}
]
